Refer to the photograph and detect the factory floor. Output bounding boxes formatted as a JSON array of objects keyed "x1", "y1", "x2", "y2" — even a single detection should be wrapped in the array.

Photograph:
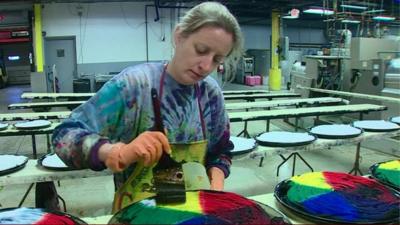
[{"x1": 0, "y1": 84, "x2": 398, "y2": 219}]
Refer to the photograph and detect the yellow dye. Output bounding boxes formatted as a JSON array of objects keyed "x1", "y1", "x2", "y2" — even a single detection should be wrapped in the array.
[
  {"x1": 380, "y1": 160, "x2": 400, "y2": 170},
  {"x1": 160, "y1": 191, "x2": 202, "y2": 214},
  {"x1": 291, "y1": 172, "x2": 332, "y2": 190}
]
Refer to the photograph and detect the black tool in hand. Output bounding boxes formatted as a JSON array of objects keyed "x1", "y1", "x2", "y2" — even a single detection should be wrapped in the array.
[{"x1": 151, "y1": 88, "x2": 186, "y2": 204}]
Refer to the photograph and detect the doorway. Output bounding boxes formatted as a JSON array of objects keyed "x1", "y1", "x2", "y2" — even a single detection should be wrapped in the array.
[{"x1": 44, "y1": 36, "x2": 77, "y2": 93}]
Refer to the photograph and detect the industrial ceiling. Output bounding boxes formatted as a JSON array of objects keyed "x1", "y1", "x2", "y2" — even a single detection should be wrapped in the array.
[{"x1": 0, "y1": 0, "x2": 399, "y2": 27}]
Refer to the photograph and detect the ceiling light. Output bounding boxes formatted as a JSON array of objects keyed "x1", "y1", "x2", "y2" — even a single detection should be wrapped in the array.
[
  {"x1": 364, "y1": 9, "x2": 385, "y2": 13},
  {"x1": 340, "y1": 4, "x2": 367, "y2": 10},
  {"x1": 303, "y1": 8, "x2": 334, "y2": 15},
  {"x1": 341, "y1": 19, "x2": 361, "y2": 24},
  {"x1": 373, "y1": 16, "x2": 396, "y2": 21},
  {"x1": 282, "y1": 15, "x2": 298, "y2": 19},
  {"x1": 283, "y1": 9, "x2": 299, "y2": 19}
]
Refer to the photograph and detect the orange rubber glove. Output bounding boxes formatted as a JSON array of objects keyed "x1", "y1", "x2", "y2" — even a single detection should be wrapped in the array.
[{"x1": 105, "y1": 131, "x2": 171, "y2": 172}]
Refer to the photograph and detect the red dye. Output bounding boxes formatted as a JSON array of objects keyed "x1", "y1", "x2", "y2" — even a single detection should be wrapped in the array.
[
  {"x1": 323, "y1": 171, "x2": 398, "y2": 203},
  {"x1": 35, "y1": 213, "x2": 76, "y2": 225},
  {"x1": 200, "y1": 191, "x2": 272, "y2": 224}
]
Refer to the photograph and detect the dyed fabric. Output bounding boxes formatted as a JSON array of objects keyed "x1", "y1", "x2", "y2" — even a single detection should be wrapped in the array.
[
  {"x1": 371, "y1": 159, "x2": 400, "y2": 188},
  {"x1": 52, "y1": 62, "x2": 233, "y2": 187},
  {"x1": 0, "y1": 207, "x2": 85, "y2": 224},
  {"x1": 109, "y1": 190, "x2": 290, "y2": 224},
  {"x1": 281, "y1": 171, "x2": 399, "y2": 223}
]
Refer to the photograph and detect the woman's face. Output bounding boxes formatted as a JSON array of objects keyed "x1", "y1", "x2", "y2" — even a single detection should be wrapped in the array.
[{"x1": 169, "y1": 26, "x2": 233, "y2": 85}]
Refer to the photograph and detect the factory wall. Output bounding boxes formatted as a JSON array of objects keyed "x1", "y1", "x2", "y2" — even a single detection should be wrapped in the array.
[
  {"x1": 41, "y1": 2, "x2": 175, "y2": 74},
  {"x1": 41, "y1": 2, "x2": 328, "y2": 75},
  {"x1": 242, "y1": 25, "x2": 326, "y2": 50}
]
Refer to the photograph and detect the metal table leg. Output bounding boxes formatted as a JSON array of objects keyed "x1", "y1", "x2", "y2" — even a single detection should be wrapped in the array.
[
  {"x1": 237, "y1": 121, "x2": 250, "y2": 138},
  {"x1": 258, "y1": 157, "x2": 264, "y2": 167},
  {"x1": 277, "y1": 153, "x2": 314, "y2": 177},
  {"x1": 46, "y1": 134, "x2": 51, "y2": 153},
  {"x1": 266, "y1": 119, "x2": 270, "y2": 132},
  {"x1": 18, "y1": 183, "x2": 35, "y2": 207},
  {"x1": 19, "y1": 133, "x2": 37, "y2": 207},
  {"x1": 348, "y1": 143, "x2": 363, "y2": 175},
  {"x1": 31, "y1": 134, "x2": 37, "y2": 159}
]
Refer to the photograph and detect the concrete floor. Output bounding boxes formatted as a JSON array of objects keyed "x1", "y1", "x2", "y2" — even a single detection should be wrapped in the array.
[{"x1": 0, "y1": 84, "x2": 398, "y2": 219}]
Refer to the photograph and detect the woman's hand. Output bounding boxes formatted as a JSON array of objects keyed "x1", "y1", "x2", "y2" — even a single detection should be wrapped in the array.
[
  {"x1": 99, "y1": 131, "x2": 171, "y2": 172},
  {"x1": 208, "y1": 167, "x2": 225, "y2": 191}
]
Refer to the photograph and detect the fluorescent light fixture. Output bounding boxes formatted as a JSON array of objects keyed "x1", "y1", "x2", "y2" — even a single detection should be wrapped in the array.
[
  {"x1": 8, "y1": 56, "x2": 20, "y2": 61},
  {"x1": 282, "y1": 15, "x2": 298, "y2": 19},
  {"x1": 364, "y1": 9, "x2": 385, "y2": 13},
  {"x1": 303, "y1": 8, "x2": 334, "y2": 15},
  {"x1": 340, "y1": 4, "x2": 367, "y2": 10},
  {"x1": 283, "y1": 9, "x2": 299, "y2": 19},
  {"x1": 373, "y1": 16, "x2": 396, "y2": 21},
  {"x1": 341, "y1": 19, "x2": 361, "y2": 24}
]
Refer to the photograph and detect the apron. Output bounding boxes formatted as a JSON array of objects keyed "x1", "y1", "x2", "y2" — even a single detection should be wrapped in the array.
[{"x1": 112, "y1": 64, "x2": 208, "y2": 213}]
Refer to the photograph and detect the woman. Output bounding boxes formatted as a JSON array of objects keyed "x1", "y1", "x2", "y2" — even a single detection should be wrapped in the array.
[{"x1": 52, "y1": 2, "x2": 243, "y2": 194}]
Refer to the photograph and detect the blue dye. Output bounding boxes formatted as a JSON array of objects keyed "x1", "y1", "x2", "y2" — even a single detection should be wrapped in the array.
[
  {"x1": 301, "y1": 190, "x2": 399, "y2": 222},
  {"x1": 302, "y1": 191, "x2": 358, "y2": 222},
  {"x1": 181, "y1": 216, "x2": 230, "y2": 225}
]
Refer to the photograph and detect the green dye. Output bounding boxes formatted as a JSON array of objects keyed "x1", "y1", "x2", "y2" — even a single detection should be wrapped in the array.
[
  {"x1": 115, "y1": 203, "x2": 201, "y2": 224},
  {"x1": 376, "y1": 168, "x2": 400, "y2": 187},
  {"x1": 287, "y1": 182, "x2": 332, "y2": 203}
]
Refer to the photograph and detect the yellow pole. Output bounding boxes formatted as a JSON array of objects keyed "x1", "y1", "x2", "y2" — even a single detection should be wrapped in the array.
[
  {"x1": 33, "y1": 4, "x2": 44, "y2": 72},
  {"x1": 269, "y1": 10, "x2": 281, "y2": 91}
]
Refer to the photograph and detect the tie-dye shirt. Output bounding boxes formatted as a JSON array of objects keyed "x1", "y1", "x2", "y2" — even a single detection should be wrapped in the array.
[{"x1": 52, "y1": 62, "x2": 233, "y2": 187}]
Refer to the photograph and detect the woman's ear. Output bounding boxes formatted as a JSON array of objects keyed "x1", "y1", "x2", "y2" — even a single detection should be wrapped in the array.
[{"x1": 174, "y1": 27, "x2": 182, "y2": 46}]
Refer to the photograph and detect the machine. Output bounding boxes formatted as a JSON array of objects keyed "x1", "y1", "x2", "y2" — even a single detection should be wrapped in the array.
[
  {"x1": 235, "y1": 56, "x2": 255, "y2": 84},
  {"x1": 290, "y1": 55, "x2": 349, "y2": 97},
  {"x1": 342, "y1": 37, "x2": 399, "y2": 119}
]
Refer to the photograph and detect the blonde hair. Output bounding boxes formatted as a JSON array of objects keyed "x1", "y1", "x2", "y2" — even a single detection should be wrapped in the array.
[{"x1": 176, "y1": 1, "x2": 244, "y2": 68}]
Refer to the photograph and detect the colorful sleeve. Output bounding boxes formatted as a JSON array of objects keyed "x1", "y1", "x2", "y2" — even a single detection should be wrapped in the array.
[
  {"x1": 52, "y1": 75, "x2": 128, "y2": 170},
  {"x1": 203, "y1": 81, "x2": 233, "y2": 178}
]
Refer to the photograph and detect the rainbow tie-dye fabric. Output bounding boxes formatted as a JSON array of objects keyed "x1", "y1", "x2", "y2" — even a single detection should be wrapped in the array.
[
  {"x1": 109, "y1": 190, "x2": 290, "y2": 224},
  {"x1": 370, "y1": 159, "x2": 400, "y2": 189},
  {"x1": 277, "y1": 171, "x2": 399, "y2": 224},
  {"x1": 0, "y1": 207, "x2": 85, "y2": 224}
]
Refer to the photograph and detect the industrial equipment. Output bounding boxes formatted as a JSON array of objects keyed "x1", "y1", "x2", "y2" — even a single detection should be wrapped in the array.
[
  {"x1": 342, "y1": 37, "x2": 399, "y2": 119},
  {"x1": 290, "y1": 55, "x2": 349, "y2": 97},
  {"x1": 235, "y1": 56, "x2": 254, "y2": 84}
]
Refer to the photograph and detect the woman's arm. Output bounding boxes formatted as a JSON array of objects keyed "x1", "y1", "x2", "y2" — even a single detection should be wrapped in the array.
[
  {"x1": 203, "y1": 78, "x2": 234, "y2": 190},
  {"x1": 52, "y1": 75, "x2": 128, "y2": 170}
]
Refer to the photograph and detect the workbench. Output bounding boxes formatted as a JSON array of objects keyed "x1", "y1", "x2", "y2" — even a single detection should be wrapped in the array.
[
  {"x1": 228, "y1": 104, "x2": 387, "y2": 137},
  {"x1": 0, "y1": 122, "x2": 61, "y2": 159},
  {"x1": 8, "y1": 101, "x2": 85, "y2": 110},
  {"x1": 0, "y1": 111, "x2": 71, "y2": 122},
  {"x1": 224, "y1": 92, "x2": 300, "y2": 101},
  {"x1": 225, "y1": 97, "x2": 347, "y2": 110}
]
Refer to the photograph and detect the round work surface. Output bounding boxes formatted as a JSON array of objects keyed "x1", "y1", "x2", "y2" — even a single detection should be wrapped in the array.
[
  {"x1": 38, "y1": 153, "x2": 69, "y2": 170},
  {"x1": 255, "y1": 131, "x2": 316, "y2": 147},
  {"x1": 274, "y1": 171, "x2": 400, "y2": 224},
  {"x1": 310, "y1": 124, "x2": 362, "y2": 139},
  {"x1": 369, "y1": 159, "x2": 400, "y2": 191},
  {"x1": 0, "y1": 123, "x2": 8, "y2": 131},
  {"x1": 14, "y1": 120, "x2": 52, "y2": 130},
  {"x1": 352, "y1": 120, "x2": 400, "y2": 132},
  {"x1": 389, "y1": 116, "x2": 400, "y2": 125},
  {"x1": 0, "y1": 154, "x2": 28, "y2": 176},
  {"x1": 0, "y1": 207, "x2": 87, "y2": 224},
  {"x1": 230, "y1": 136, "x2": 256, "y2": 155},
  {"x1": 109, "y1": 190, "x2": 291, "y2": 225}
]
